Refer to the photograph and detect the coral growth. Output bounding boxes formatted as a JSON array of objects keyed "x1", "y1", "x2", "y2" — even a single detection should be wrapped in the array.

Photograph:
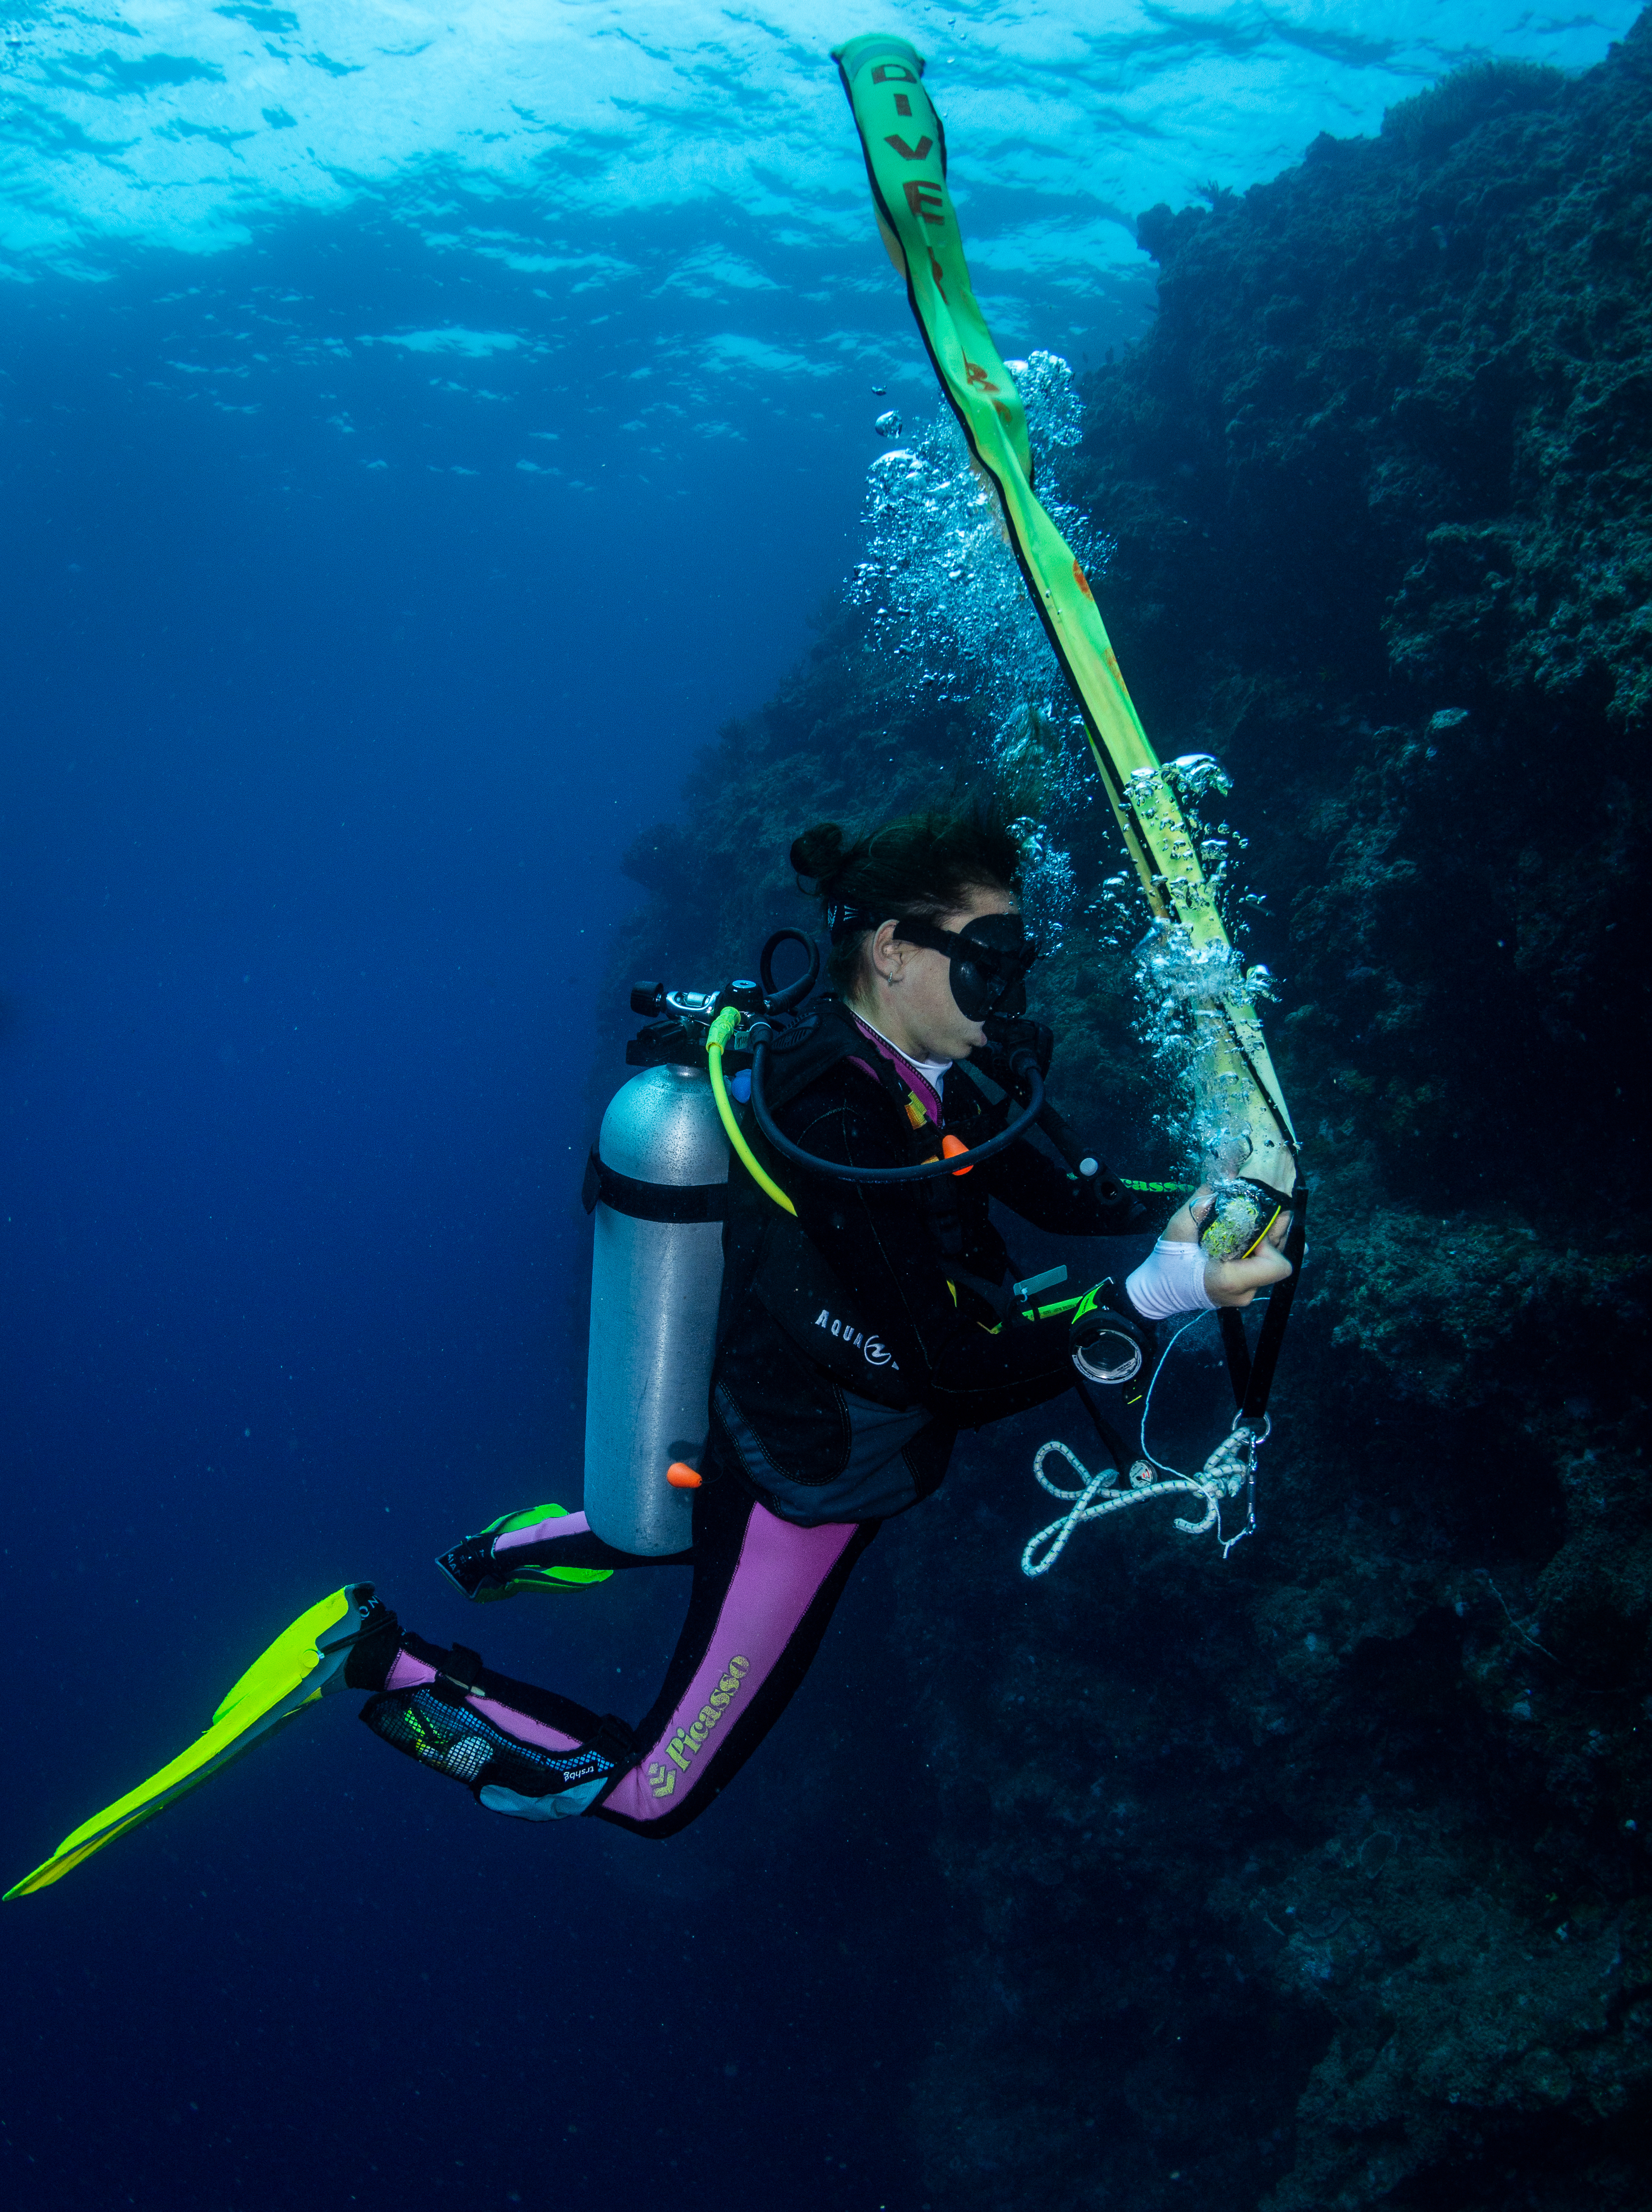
[{"x1": 600, "y1": 16, "x2": 1652, "y2": 2207}]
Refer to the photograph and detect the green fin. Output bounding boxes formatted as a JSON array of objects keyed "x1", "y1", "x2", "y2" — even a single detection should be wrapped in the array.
[
  {"x1": 437, "y1": 1509, "x2": 613, "y2": 1603},
  {"x1": 471, "y1": 1504, "x2": 611, "y2": 1598},
  {"x1": 486, "y1": 1562, "x2": 613, "y2": 1598},
  {"x1": 478, "y1": 1501, "x2": 569, "y2": 1538},
  {"x1": 6, "y1": 1585, "x2": 371, "y2": 1900}
]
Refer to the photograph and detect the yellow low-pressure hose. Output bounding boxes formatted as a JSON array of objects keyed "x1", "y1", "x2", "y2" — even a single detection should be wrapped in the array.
[{"x1": 707, "y1": 1006, "x2": 796, "y2": 1217}]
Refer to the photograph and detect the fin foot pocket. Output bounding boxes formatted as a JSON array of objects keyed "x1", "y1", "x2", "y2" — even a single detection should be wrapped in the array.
[
  {"x1": 478, "y1": 1780, "x2": 609, "y2": 1821},
  {"x1": 6, "y1": 1582, "x2": 394, "y2": 1900}
]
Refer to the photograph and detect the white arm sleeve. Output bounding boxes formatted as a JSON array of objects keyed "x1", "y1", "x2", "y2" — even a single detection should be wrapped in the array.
[{"x1": 1125, "y1": 1237, "x2": 1215, "y2": 1322}]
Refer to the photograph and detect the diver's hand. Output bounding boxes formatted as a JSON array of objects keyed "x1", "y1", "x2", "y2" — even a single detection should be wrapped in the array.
[{"x1": 1163, "y1": 1187, "x2": 1294, "y2": 1309}]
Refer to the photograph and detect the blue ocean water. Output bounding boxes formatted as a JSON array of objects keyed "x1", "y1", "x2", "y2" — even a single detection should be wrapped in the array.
[{"x1": 0, "y1": 6, "x2": 1642, "y2": 2208}]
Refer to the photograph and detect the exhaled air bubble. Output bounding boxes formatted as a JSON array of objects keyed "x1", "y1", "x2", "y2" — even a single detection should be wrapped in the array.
[
  {"x1": 1167, "y1": 752, "x2": 1234, "y2": 801},
  {"x1": 846, "y1": 376, "x2": 1279, "y2": 1177}
]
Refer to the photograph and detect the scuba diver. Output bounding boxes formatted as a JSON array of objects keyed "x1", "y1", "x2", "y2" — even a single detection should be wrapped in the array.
[{"x1": 7, "y1": 803, "x2": 1291, "y2": 1893}]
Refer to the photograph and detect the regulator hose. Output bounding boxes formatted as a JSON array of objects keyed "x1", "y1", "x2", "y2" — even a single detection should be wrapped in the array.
[
  {"x1": 750, "y1": 1034, "x2": 1045, "y2": 1186},
  {"x1": 706, "y1": 1008, "x2": 796, "y2": 1216}
]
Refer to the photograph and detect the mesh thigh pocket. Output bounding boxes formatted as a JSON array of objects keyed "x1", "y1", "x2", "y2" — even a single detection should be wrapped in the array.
[{"x1": 362, "y1": 1687, "x2": 614, "y2": 1799}]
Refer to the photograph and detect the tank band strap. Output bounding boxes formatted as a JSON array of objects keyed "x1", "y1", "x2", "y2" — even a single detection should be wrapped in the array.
[{"x1": 580, "y1": 1145, "x2": 728, "y2": 1223}]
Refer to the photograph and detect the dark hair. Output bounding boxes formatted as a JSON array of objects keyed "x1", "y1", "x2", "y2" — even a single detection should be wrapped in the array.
[{"x1": 790, "y1": 803, "x2": 1025, "y2": 992}]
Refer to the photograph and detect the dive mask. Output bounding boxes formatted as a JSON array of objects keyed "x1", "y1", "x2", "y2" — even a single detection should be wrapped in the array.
[{"x1": 893, "y1": 911, "x2": 1037, "y2": 1022}]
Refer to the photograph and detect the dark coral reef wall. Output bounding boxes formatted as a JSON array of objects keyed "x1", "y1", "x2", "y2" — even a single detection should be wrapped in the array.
[{"x1": 600, "y1": 20, "x2": 1652, "y2": 2210}]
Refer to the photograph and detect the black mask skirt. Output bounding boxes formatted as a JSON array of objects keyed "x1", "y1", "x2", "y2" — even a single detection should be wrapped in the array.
[{"x1": 891, "y1": 912, "x2": 1037, "y2": 1021}]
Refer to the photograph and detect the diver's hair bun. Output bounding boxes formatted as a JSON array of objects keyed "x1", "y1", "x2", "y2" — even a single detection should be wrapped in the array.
[{"x1": 789, "y1": 820, "x2": 848, "y2": 884}]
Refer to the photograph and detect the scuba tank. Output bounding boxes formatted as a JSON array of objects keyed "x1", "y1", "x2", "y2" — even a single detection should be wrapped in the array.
[
  {"x1": 582, "y1": 1057, "x2": 729, "y2": 1555},
  {"x1": 580, "y1": 945, "x2": 818, "y2": 1555}
]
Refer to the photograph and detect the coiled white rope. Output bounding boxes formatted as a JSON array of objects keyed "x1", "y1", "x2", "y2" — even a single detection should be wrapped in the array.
[{"x1": 1018, "y1": 1433, "x2": 1253, "y2": 1575}]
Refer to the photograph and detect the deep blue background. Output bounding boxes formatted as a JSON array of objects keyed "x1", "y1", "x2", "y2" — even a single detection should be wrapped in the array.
[
  {"x1": 4, "y1": 8, "x2": 1644, "y2": 2196},
  {"x1": 0, "y1": 226, "x2": 973, "y2": 2212}
]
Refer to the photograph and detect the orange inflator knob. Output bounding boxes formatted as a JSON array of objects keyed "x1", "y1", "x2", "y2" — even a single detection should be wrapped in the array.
[
  {"x1": 941, "y1": 1133, "x2": 973, "y2": 1176},
  {"x1": 666, "y1": 1462, "x2": 703, "y2": 1489}
]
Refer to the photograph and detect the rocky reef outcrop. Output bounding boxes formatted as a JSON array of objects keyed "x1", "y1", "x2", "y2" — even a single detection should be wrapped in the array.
[{"x1": 601, "y1": 17, "x2": 1652, "y2": 2207}]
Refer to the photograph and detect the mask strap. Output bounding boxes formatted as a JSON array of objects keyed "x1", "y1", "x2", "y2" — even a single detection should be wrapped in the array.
[{"x1": 887, "y1": 916, "x2": 957, "y2": 957}]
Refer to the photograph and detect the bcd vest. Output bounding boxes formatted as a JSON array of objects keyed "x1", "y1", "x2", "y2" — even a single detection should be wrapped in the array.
[{"x1": 717, "y1": 997, "x2": 1011, "y2": 1412}]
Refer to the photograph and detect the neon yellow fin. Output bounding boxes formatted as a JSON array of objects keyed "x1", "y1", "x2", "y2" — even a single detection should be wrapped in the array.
[{"x1": 6, "y1": 1586, "x2": 367, "y2": 1900}]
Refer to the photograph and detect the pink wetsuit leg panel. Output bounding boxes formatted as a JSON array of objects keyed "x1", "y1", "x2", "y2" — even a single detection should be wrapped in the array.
[
  {"x1": 382, "y1": 1648, "x2": 586, "y2": 1755},
  {"x1": 492, "y1": 1509, "x2": 590, "y2": 1553},
  {"x1": 599, "y1": 1502, "x2": 857, "y2": 1825}
]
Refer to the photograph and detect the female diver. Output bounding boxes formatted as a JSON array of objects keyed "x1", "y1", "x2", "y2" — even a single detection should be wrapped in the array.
[{"x1": 7, "y1": 804, "x2": 1291, "y2": 1893}]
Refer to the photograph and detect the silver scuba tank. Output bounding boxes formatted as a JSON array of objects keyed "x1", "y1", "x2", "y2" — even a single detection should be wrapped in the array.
[{"x1": 583, "y1": 1063, "x2": 729, "y2": 1554}]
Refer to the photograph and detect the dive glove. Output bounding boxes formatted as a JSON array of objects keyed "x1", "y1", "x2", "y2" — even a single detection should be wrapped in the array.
[{"x1": 1068, "y1": 1280, "x2": 1152, "y2": 1384}]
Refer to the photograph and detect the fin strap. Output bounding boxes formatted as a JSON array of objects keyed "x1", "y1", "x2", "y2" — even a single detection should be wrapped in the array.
[{"x1": 433, "y1": 1643, "x2": 485, "y2": 1702}]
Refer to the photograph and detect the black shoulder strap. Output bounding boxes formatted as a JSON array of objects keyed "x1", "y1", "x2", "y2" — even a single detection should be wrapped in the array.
[
  {"x1": 756, "y1": 996, "x2": 869, "y2": 1112},
  {"x1": 745, "y1": 992, "x2": 982, "y2": 1272},
  {"x1": 761, "y1": 997, "x2": 940, "y2": 1127},
  {"x1": 759, "y1": 996, "x2": 938, "y2": 1179}
]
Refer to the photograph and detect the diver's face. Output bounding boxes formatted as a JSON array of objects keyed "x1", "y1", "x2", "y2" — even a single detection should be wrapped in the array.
[{"x1": 864, "y1": 883, "x2": 1018, "y2": 1064}]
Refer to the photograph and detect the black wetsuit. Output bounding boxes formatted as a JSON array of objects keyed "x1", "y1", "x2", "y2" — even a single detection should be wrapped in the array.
[{"x1": 708, "y1": 996, "x2": 1141, "y2": 1521}]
